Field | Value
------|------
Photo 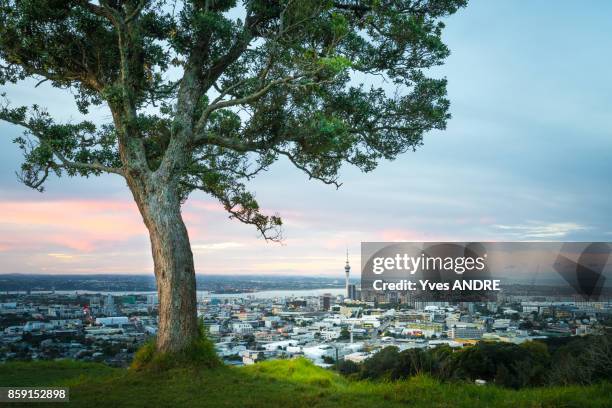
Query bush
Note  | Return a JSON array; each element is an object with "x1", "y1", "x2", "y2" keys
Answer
[
  {"x1": 447, "y1": 341, "x2": 552, "y2": 388},
  {"x1": 131, "y1": 339, "x2": 156, "y2": 370},
  {"x1": 360, "y1": 346, "x2": 400, "y2": 380},
  {"x1": 548, "y1": 334, "x2": 612, "y2": 386},
  {"x1": 131, "y1": 321, "x2": 221, "y2": 371},
  {"x1": 336, "y1": 360, "x2": 360, "y2": 376},
  {"x1": 336, "y1": 335, "x2": 612, "y2": 389}
]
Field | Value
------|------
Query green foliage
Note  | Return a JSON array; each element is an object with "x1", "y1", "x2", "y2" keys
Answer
[
  {"x1": 130, "y1": 339, "x2": 157, "y2": 371},
  {"x1": 318, "y1": 55, "x2": 352, "y2": 74},
  {"x1": 360, "y1": 345, "x2": 401, "y2": 380},
  {"x1": 547, "y1": 334, "x2": 612, "y2": 386},
  {"x1": 181, "y1": 324, "x2": 221, "y2": 367},
  {"x1": 1, "y1": 358, "x2": 612, "y2": 407},
  {"x1": 339, "y1": 327, "x2": 350, "y2": 340},
  {"x1": 131, "y1": 322, "x2": 221, "y2": 371},
  {"x1": 339, "y1": 336, "x2": 612, "y2": 390},
  {"x1": 451, "y1": 341, "x2": 548, "y2": 388},
  {"x1": 0, "y1": 359, "x2": 117, "y2": 387},
  {"x1": 0, "y1": 0, "x2": 467, "y2": 240},
  {"x1": 336, "y1": 359, "x2": 360, "y2": 376}
]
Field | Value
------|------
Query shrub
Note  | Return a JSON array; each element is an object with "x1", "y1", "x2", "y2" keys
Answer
[
  {"x1": 130, "y1": 321, "x2": 221, "y2": 371},
  {"x1": 336, "y1": 360, "x2": 360, "y2": 376},
  {"x1": 130, "y1": 339, "x2": 156, "y2": 371}
]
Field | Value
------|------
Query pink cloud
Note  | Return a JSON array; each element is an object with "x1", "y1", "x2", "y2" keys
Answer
[
  {"x1": 186, "y1": 199, "x2": 225, "y2": 213},
  {"x1": 0, "y1": 199, "x2": 146, "y2": 252}
]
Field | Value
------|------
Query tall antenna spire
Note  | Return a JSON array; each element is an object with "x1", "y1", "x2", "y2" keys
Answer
[{"x1": 345, "y1": 249, "x2": 351, "y2": 298}]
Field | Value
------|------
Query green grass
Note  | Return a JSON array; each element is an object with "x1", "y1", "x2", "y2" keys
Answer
[{"x1": 1, "y1": 358, "x2": 611, "y2": 407}]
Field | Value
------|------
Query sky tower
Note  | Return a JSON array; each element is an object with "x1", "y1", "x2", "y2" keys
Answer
[{"x1": 345, "y1": 249, "x2": 351, "y2": 297}]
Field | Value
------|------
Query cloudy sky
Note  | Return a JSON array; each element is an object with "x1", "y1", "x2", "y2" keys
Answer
[{"x1": 1, "y1": 0, "x2": 611, "y2": 277}]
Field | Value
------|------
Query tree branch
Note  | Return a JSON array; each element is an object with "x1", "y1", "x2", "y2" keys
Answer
[
  {"x1": 16, "y1": 162, "x2": 52, "y2": 192},
  {"x1": 272, "y1": 148, "x2": 342, "y2": 189},
  {"x1": 180, "y1": 179, "x2": 282, "y2": 242},
  {"x1": 0, "y1": 105, "x2": 125, "y2": 177},
  {"x1": 51, "y1": 148, "x2": 125, "y2": 177},
  {"x1": 194, "y1": 74, "x2": 303, "y2": 137}
]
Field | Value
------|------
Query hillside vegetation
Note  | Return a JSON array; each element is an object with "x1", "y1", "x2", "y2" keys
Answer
[{"x1": 1, "y1": 358, "x2": 611, "y2": 407}]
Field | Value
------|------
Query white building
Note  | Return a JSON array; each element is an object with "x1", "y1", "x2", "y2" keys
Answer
[
  {"x1": 344, "y1": 352, "x2": 370, "y2": 363},
  {"x1": 231, "y1": 322, "x2": 253, "y2": 334},
  {"x1": 95, "y1": 316, "x2": 129, "y2": 326},
  {"x1": 320, "y1": 330, "x2": 341, "y2": 341},
  {"x1": 261, "y1": 340, "x2": 299, "y2": 352}
]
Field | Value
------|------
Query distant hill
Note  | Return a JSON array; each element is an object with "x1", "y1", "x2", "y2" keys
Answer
[
  {"x1": 1, "y1": 358, "x2": 611, "y2": 407},
  {"x1": 0, "y1": 274, "x2": 347, "y2": 293}
]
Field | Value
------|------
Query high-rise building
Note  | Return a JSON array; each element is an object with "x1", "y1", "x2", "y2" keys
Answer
[
  {"x1": 347, "y1": 284, "x2": 357, "y2": 300},
  {"x1": 103, "y1": 294, "x2": 116, "y2": 315},
  {"x1": 345, "y1": 249, "x2": 351, "y2": 297},
  {"x1": 90, "y1": 296, "x2": 101, "y2": 308},
  {"x1": 147, "y1": 294, "x2": 158, "y2": 305},
  {"x1": 321, "y1": 293, "x2": 332, "y2": 311}
]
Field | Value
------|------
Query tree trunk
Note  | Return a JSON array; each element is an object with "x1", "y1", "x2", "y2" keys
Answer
[{"x1": 129, "y1": 178, "x2": 199, "y2": 354}]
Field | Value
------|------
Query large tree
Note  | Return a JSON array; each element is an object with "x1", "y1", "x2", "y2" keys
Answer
[{"x1": 0, "y1": 0, "x2": 466, "y2": 354}]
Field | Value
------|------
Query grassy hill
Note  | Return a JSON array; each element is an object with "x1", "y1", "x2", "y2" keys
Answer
[{"x1": 1, "y1": 358, "x2": 611, "y2": 407}]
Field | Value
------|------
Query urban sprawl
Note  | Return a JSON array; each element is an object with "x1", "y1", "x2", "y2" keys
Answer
[{"x1": 1, "y1": 258, "x2": 610, "y2": 368}]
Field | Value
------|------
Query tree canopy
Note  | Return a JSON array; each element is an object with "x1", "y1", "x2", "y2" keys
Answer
[{"x1": 1, "y1": 0, "x2": 466, "y2": 239}]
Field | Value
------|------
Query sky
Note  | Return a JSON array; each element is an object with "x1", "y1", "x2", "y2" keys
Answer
[{"x1": 0, "y1": 0, "x2": 611, "y2": 277}]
